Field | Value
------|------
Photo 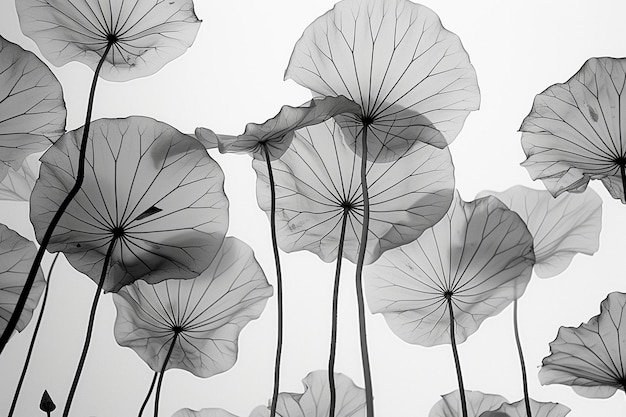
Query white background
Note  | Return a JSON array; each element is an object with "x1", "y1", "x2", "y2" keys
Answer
[{"x1": 1, "y1": 1, "x2": 626, "y2": 416}]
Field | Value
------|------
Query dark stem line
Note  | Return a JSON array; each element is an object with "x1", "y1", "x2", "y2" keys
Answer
[
  {"x1": 328, "y1": 210, "x2": 349, "y2": 417},
  {"x1": 138, "y1": 372, "x2": 158, "y2": 417},
  {"x1": 447, "y1": 297, "x2": 467, "y2": 417},
  {"x1": 8, "y1": 254, "x2": 60, "y2": 417},
  {"x1": 355, "y1": 125, "x2": 374, "y2": 417},
  {"x1": 620, "y1": 164, "x2": 626, "y2": 202},
  {"x1": 153, "y1": 332, "x2": 179, "y2": 417},
  {"x1": 0, "y1": 41, "x2": 113, "y2": 355},
  {"x1": 513, "y1": 300, "x2": 532, "y2": 417},
  {"x1": 62, "y1": 237, "x2": 116, "y2": 417},
  {"x1": 264, "y1": 145, "x2": 284, "y2": 417}
]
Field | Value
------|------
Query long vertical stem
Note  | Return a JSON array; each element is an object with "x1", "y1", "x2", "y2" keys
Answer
[
  {"x1": 153, "y1": 332, "x2": 179, "y2": 417},
  {"x1": 513, "y1": 300, "x2": 532, "y2": 417},
  {"x1": 329, "y1": 210, "x2": 349, "y2": 417},
  {"x1": 63, "y1": 237, "x2": 117, "y2": 417},
  {"x1": 0, "y1": 42, "x2": 114, "y2": 355},
  {"x1": 355, "y1": 126, "x2": 374, "y2": 417},
  {"x1": 9, "y1": 254, "x2": 60, "y2": 417},
  {"x1": 138, "y1": 372, "x2": 158, "y2": 417},
  {"x1": 447, "y1": 296, "x2": 467, "y2": 417},
  {"x1": 620, "y1": 163, "x2": 626, "y2": 201},
  {"x1": 263, "y1": 145, "x2": 284, "y2": 417}
]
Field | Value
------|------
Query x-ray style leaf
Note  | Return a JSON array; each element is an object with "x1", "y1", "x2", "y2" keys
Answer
[
  {"x1": 0, "y1": 224, "x2": 45, "y2": 336},
  {"x1": 487, "y1": 399, "x2": 570, "y2": 417},
  {"x1": 429, "y1": 390, "x2": 507, "y2": 417},
  {"x1": 0, "y1": 35, "x2": 65, "y2": 181},
  {"x1": 30, "y1": 116, "x2": 228, "y2": 292},
  {"x1": 113, "y1": 237, "x2": 272, "y2": 377},
  {"x1": 16, "y1": 0, "x2": 201, "y2": 81},
  {"x1": 365, "y1": 192, "x2": 535, "y2": 346},
  {"x1": 540, "y1": 291, "x2": 626, "y2": 398},
  {"x1": 0, "y1": 154, "x2": 39, "y2": 202},
  {"x1": 478, "y1": 186, "x2": 602, "y2": 278},
  {"x1": 196, "y1": 96, "x2": 361, "y2": 161},
  {"x1": 172, "y1": 409, "x2": 239, "y2": 417},
  {"x1": 253, "y1": 119, "x2": 454, "y2": 264},
  {"x1": 250, "y1": 370, "x2": 365, "y2": 417},
  {"x1": 520, "y1": 57, "x2": 626, "y2": 203},
  {"x1": 285, "y1": 0, "x2": 479, "y2": 161}
]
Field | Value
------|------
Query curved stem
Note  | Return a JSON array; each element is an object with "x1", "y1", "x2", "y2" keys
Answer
[
  {"x1": 0, "y1": 42, "x2": 113, "y2": 355},
  {"x1": 355, "y1": 125, "x2": 374, "y2": 417},
  {"x1": 138, "y1": 372, "x2": 158, "y2": 417},
  {"x1": 263, "y1": 145, "x2": 284, "y2": 417},
  {"x1": 153, "y1": 332, "x2": 179, "y2": 417},
  {"x1": 329, "y1": 210, "x2": 349, "y2": 417},
  {"x1": 447, "y1": 297, "x2": 467, "y2": 417},
  {"x1": 63, "y1": 237, "x2": 117, "y2": 417},
  {"x1": 8, "y1": 254, "x2": 60, "y2": 417},
  {"x1": 513, "y1": 300, "x2": 532, "y2": 417}
]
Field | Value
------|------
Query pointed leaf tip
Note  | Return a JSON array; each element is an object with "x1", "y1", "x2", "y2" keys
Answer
[{"x1": 39, "y1": 390, "x2": 56, "y2": 412}]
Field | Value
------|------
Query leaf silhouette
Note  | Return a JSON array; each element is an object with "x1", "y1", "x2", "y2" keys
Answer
[
  {"x1": 172, "y1": 409, "x2": 239, "y2": 417},
  {"x1": 0, "y1": 224, "x2": 45, "y2": 336},
  {"x1": 0, "y1": 35, "x2": 65, "y2": 181},
  {"x1": 487, "y1": 399, "x2": 570, "y2": 417},
  {"x1": 196, "y1": 95, "x2": 361, "y2": 160},
  {"x1": 429, "y1": 390, "x2": 507, "y2": 417},
  {"x1": 365, "y1": 192, "x2": 535, "y2": 346},
  {"x1": 249, "y1": 370, "x2": 366, "y2": 417},
  {"x1": 16, "y1": 0, "x2": 201, "y2": 81},
  {"x1": 29, "y1": 116, "x2": 229, "y2": 292},
  {"x1": 113, "y1": 237, "x2": 272, "y2": 377},
  {"x1": 285, "y1": 0, "x2": 479, "y2": 161},
  {"x1": 539, "y1": 291, "x2": 626, "y2": 398},
  {"x1": 253, "y1": 119, "x2": 454, "y2": 264},
  {"x1": 478, "y1": 186, "x2": 602, "y2": 278},
  {"x1": 0, "y1": 154, "x2": 39, "y2": 202},
  {"x1": 39, "y1": 390, "x2": 56, "y2": 413},
  {"x1": 520, "y1": 57, "x2": 626, "y2": 203}
]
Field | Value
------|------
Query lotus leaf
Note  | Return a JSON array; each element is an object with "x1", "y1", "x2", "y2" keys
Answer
[
  {"x1": 429, "y1": 390, "x2": 507, "y2": 417},
  {"x1": 487, "y1": 399, "x2": 570, "y2": 417},
  {"x1": 172, "y1": 409, "x2": 239, "y2": 417}
]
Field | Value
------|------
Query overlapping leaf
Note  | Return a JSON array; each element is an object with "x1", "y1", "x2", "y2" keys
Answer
[
  {"x1": 478, "y1": 186, "x2": 602, "y2": 278},
  {"x1": 172, "y1": 409, "x2": 239, "y2": 417},
  {"x1": 539, "y1": 291, "x2": 626, "y2": 398},
  {"x1": 429, "y1": 390, "x2": 507, "y2": 417},
  {"x1": 113, "y1": 237, "x2": 272, "y2": 377},
  {"x1": 195, "y1": 96, "x2": 360, "y2": 160},
  {"x1": 0, "y1": 224, "x2": 45, "y2": 336},
  {"x1": 250, "y1": 370, "x2": 365, "y2": 417},
  {"x1": 285, "y1": 0, "x2": 479, "y2": 161},
  {"x1": 0, "y1": 35, "x2": 65, "y2": 181},
  {"x1": 520, "y1": 57, "x2": 626, "y2": 203},
  {"x1": 30, "y1": 116, "x2": 228, "y2": 292},
  {"x1": 365, "y1": 192, "x2": 534, "y2": 346},
  {"x1": 0, "y1": 154, "x2": 39, "y2": 202},
  {"x1": 253, "y1": 119, "x2": 454, "y2": 264},
  {"x1": 16, "y1": 0, "x2": 201, "y2": 81},
  {"x1": 488, "y1": 399, "x2": 570, "y2": 417}
]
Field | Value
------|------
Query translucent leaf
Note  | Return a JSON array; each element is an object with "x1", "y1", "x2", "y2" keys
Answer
[
  {"x1": 477, "y1": 185, "x2": 602, "y2": 278},
  {"x1": 0, "y1": 35, "x2": 65, "y2": 181},
  {"x1": 0, "y1": 153, "x2": 39, "y2": 202},
  {"x1": 249, "y1": 370, "x2": 365, "y2": 417},
  {"x1": 30, "y1": 116, "x2": 229, "y2": 292},
  {"x1": 520, "y1": 57, "x2": 626, "y2": 203},
  {"x1": 113, "y1": 237, "x2": 272, "y2": 377},
  {"x1": 365, "y1": 192, "x2": 535, "y2": 346},
  {"x1": 196, "y1": 95, "x2": 361, "y2": 161},
  {"x1": 488, "y1": 399, "x2": 570, "y2": 417},
  {"x1": 285, "y1": 0, "x2": 479, "y2": 161},
  {"x1": 0, "y1": 224, "x2": 45, "y2": 335},
  {"x1": 172, "y1": 409, "x2": 239, "y2": 417},
  {"x1": 253, "y1": 119, "x2": 454, "y2": 264},
  {"x1": 539, "y1": 291, "x2": 626, "y2": 398},
  {"x1": 429, "y1": 390, "x2": 507, "y2": 417},
  {"x1": 16, "y1": 0, "x2": 201, "y2": 82}
]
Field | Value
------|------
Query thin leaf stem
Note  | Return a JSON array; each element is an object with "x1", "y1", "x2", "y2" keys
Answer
[
  {"x1": 447, "y1": 296, "x2": 467, "y2": 417},
  {"x1": 329, "y1": 209, "x2": 349, "y2": 417},
  {"x1": 138, "y1": 372, "x2": 158, "y2": 417},
  {"x1": 63, "y1": 236, "x2": 117, "y2": 417},
  {"x1": 153, "y1": 332, "x2": 179, "y2": 417},
  {"x1": 513, "y1": 299, "x2": 532, "y2": 417},
  {"x1": 0, "y1": 41, "x2": 114, "y2": 354},
  {"x1": 356, "y1": 125, "x2": 374, "y2": 417},
  {"x1": 263, "y1": 145, "x2": 284, "y2": 417},
  {"x1": 9, "y1": 254, "x2": 60, "y2": 417},
  {"x1": 620, "y1": 163, "x2": 626, "y2": 202}
]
